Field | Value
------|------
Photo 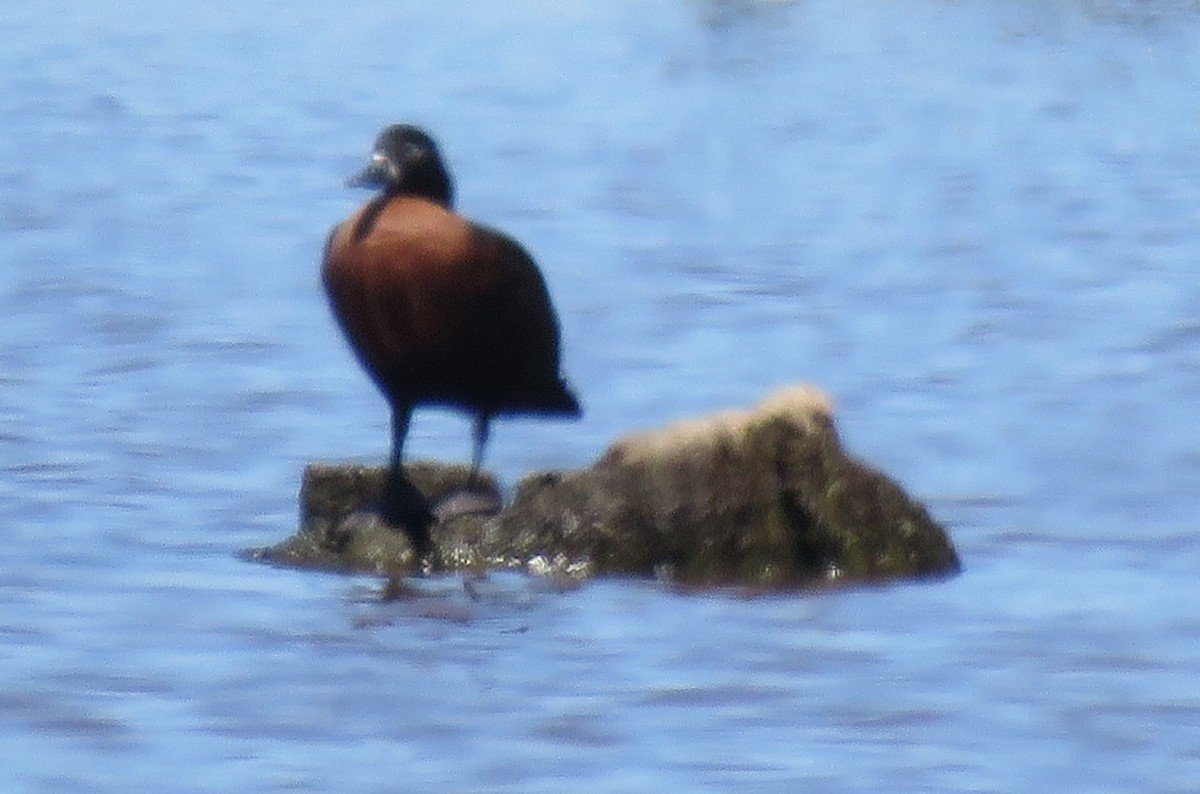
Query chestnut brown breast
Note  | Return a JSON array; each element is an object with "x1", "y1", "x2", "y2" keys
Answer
[{"x1": 322, "y1": 195, "x2": 579, "y2": 417}]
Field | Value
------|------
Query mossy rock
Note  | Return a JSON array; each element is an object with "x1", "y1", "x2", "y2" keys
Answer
[{"x1": 251, "y1": 384, "x2": 960, "y2": 588}]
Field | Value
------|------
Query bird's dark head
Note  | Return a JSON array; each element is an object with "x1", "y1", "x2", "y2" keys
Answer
[{"x1": 346, "y1": 124, "x2": 454, "y2": 207}]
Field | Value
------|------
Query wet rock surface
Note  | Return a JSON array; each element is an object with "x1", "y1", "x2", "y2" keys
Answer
[{"x1": 252, "y1": 385, "x2": 961, "y2": 588}]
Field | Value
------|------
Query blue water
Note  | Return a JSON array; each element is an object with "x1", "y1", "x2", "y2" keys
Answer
[{"x1": 3, "y1": 0, "x2": 1199, "y2": 790}]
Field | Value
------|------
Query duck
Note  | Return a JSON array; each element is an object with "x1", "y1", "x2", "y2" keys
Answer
[{"x1": 321, "y1": 124, "x2": 581, "y2": 557}]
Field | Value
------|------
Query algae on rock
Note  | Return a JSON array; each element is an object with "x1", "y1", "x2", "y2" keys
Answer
[{"x1": 254, "y1": 384, "x2": 960, "y2": 589}]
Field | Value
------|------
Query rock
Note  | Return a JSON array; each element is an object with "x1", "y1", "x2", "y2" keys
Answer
[{"x1": 250, "y1": 384, "x2": 961, "y2": 588}]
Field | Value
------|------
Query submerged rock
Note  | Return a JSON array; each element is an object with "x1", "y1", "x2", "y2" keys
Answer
[{"x1": 253, "y1": 384, "x2": 960, "y2": 588}]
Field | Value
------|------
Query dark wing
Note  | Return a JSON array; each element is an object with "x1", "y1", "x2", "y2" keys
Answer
[{"x1": 465, "y1": 225, "x2": 581, "y2": 416}]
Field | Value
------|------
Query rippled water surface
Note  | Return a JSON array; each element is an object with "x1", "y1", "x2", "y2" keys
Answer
[{"x1": 3, "y1": 1, "x2": 1200, "y2": 791}]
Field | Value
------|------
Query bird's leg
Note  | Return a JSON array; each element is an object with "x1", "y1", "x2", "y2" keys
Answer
[
  {"x1": 467, "y1": 412, "x2": 491, "y2": 489},
  {"x1": 432, "y1": 411, "x2": 500, "y2": 521},
  {"x1": 389, "y1": 402, "x2": 412, "y2": 471},
  {"x1": 379, "y1": 402, "x2": 433, "y2": 559}
]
